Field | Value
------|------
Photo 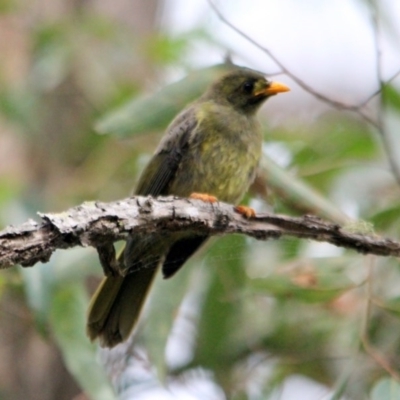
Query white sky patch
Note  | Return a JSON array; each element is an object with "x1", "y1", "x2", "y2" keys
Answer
[
  {"x1": 277, "y1": 374, "x2": 348, "y2": 400},
  {"x1": 162, "y1": 0, "x2": 400, "y2": 106},
  {"x1": 263, "y1": 141, "x2": 293, "y2": 167},
  {"x1": 303, "y1": 240, "x2": 344, "y2": 258}
]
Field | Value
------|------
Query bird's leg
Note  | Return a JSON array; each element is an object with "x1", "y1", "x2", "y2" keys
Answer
[
  {"x1": 96, "y1": 243, "x2": 122, "y2": 277},
  {"x1": 190, "y1": 193, "x2": 255, "y2": 218},
  {"x1": 189, "y1": 192, "x2": 218, "y2": 203},
  {"x1": 234, "y1": 205, "x2": 256, "y2": 218}
]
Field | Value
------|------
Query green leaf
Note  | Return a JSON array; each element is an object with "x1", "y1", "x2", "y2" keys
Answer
[
  {"x1": 370, "y1": 378, "x2": 400, "y2": 400},
  {"x1": 378, "y1": 297, "x2": 400, "y2": 317},
  {"x1": 383, "y1": 84, "x2": 400, "y2": 111},
  {"x1": 0, "y1": 177, "x2": 22, "y2": 205},
  {"x1": 0, "y1": 87, "x2": 38, "y2": 130},
  {"x1": 31, "y1": 23, "x2": 73, "y2": 91},
  {"x1": 329, "y1": 374, "x2": 350, "y2": 400},
  {"x1": 95, "y1": 64, "x2": 231, "y2": 138},
  {"x1": 50, "y1": 283, "x2": 115, "y2": 400},
  {"x1": 0, "y1": 0, "x2": 17, "y2": 14},
  {"x1": 145, "y1": 34, "x2": 190, "y2": 65},
  {"x1": 370, "y1": 204, "x2": 400, "y2": 233}
]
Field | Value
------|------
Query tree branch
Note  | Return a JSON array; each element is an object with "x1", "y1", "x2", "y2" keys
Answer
[{"x1": 0, "y1": 196, "x2": 399, "y2": 271}]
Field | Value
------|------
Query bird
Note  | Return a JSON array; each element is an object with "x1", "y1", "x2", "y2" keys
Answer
[{"x1": 86, "y1": 66, "x2": 290, "y2": 347}]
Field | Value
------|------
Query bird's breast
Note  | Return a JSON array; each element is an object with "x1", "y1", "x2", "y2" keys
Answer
[{"x1": 170, "y1": 105, "x2": 262, "y2": 204}]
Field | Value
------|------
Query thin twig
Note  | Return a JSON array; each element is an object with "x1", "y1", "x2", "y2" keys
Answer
[
  {"x1": 208, "y1": 0, "x2": 400, "y2": 178},
  {"x1": 208, "y1": 1, "x2": 376, "y2": 123},
  {"x1": 360, "y1": 256, "x2": 400, "y2": 380},
  {"x1": 370, "y1": 5, "x2": 400, "y2": 186},
  {"x1": 357, "y1": 68, "x2": 400, "y2": 108}
]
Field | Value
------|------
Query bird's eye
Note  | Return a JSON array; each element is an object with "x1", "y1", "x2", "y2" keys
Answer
[{"x1": 242, "y1": 80, "x2": 254, "y2": 94}]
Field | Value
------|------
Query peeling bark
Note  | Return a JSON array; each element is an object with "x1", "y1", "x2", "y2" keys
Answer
[{"x1": 0, "y1": 196, "x2": 399, "y2": 270}]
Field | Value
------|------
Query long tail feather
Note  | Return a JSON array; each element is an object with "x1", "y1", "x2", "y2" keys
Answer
[{"x1": 86, "y1": 266, "x2": 158, "y2": 347}]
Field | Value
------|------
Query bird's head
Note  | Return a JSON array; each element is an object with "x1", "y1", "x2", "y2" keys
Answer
[{"x1": 203, "y1": 68, "x2": 290, "y2": 114}]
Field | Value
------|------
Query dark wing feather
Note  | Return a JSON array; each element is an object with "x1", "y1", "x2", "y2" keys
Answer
[
  {"x1": 136, "y1": 107, "x2": 198, "y2": 196},
  {"x1": 162, "y1": 236, "x2": 208, "y2": 278},
  {"x1": 142, "y1": 107, "x2": 208, "y2": 278},
  {"x1": 122, "y1": 107, "x2": 200, "y2": 273},
  {"x1": 135, "y1": 152, "x2": 176, "y2": 196}
]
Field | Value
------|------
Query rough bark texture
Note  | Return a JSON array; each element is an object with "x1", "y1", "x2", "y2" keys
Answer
[{"x1": 0, "y1": 196, "x2": 399, "y2": 270}]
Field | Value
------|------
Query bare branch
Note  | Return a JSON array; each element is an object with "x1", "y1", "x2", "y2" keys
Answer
[
  {"x1": 358, "y1": 68, "x2": 400, "y2": 108},
  {"x1": 0, "y1": 196, "x2": 399, "y2": 270},
  {"x1": 361, "y1": 258, "x2": 400, "y2": 380},
  {"x1": 209, "y1": 0, "x2": 400, "y2": 186},
  {"x1": 208, "y1": 0, "x2": 376, "y2": 121},
  {"x1": 207, "y1": 0, "x2": 400, "y2": 163},
  {"x1": 370, "y1": 5, "x2": 400, "y2": 186}
]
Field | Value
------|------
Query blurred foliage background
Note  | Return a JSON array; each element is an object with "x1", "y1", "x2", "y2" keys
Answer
[{"x1": 0, "y1": 0, "x2": 400, "y2": 399}]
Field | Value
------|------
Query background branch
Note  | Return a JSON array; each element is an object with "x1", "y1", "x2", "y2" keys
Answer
[
  {"x1": 1, "y1": 196, "x2": 399, "y2": 270},
  {"x1": 370, "y1": 4, "x2": 400, "y2": 186},
  {"x1": 208, "y1": 1, "x2": 376, "y2": 119},
  {"x1": 209, "y1": 0, "x2": 400, "y2": 185}
]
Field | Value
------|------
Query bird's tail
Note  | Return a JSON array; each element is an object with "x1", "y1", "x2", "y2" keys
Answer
[{"x1": 86, "y1": 266, "x2": 158, "y2": 348}]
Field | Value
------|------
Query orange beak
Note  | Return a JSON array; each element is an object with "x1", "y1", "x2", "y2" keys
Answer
[{"x1": 255, "y1": 81, "x2": 290, "y2": 96}]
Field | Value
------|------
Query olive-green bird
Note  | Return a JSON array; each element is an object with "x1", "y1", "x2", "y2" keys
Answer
[{"x1": 87, "y1": 67, "x2": 290, "y2": 347}]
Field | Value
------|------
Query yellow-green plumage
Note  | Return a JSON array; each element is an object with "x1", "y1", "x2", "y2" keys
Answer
[
  {"x1": 87, "y1": 67, "x2": 289, "y2": 347},
  {"x1": 169, "y1": 102, "x2": 262, "y2": 203}
]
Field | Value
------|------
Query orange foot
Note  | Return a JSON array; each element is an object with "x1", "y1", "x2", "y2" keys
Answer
[
  {"x1": 234, "y1": 205, "x2": 256, "y2": 218},
  {"x1": 190, "y1": 192, "x2": 218, "y2": 203}
]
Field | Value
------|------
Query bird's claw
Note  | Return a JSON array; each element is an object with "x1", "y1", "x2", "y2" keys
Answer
[
  {"x1": 234, "y1": 205, "x2": 256, "y2": 218},
  {"x1": 190, "y1": 192, "x2": 218, "y2": 203}
]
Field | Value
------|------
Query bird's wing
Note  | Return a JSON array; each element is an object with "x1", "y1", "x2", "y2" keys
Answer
[
  {"x1": 125, "y1": 105, "x2": 209, "y2": 277},
  {"x1": 162, "y1": 236, "x2": 208, "y2": 278},
  {"x1": 135, "y1": 107, "x2": 198, "y2": 196}
]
